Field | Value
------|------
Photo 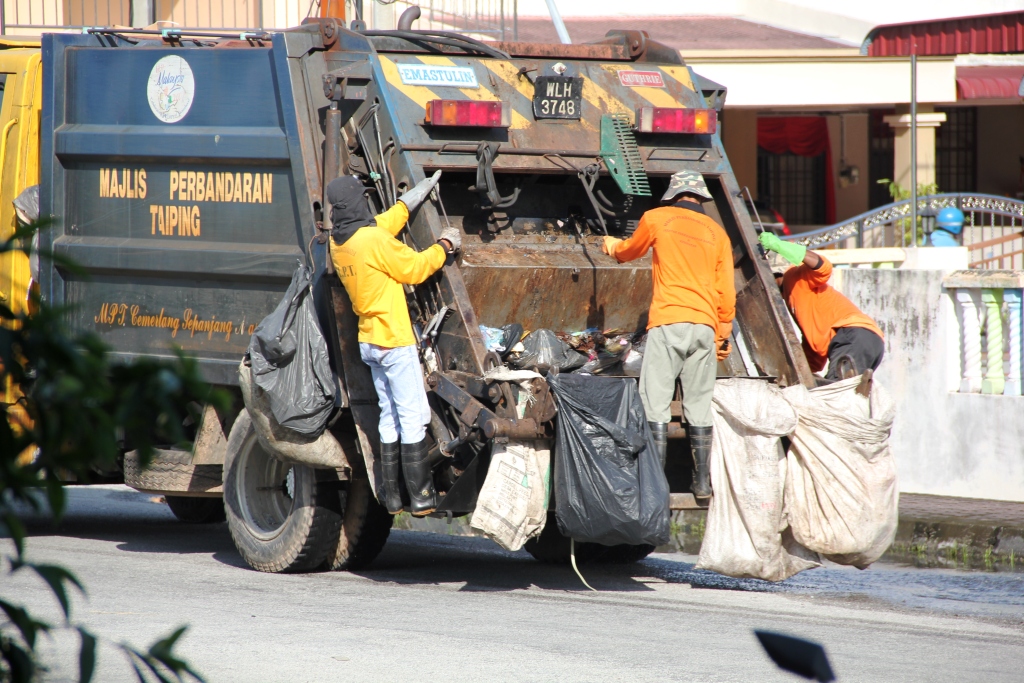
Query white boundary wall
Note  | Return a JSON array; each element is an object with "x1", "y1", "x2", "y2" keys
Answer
[{"x1": 832, "y1": 264, "x2": 1024, "y2": 503}]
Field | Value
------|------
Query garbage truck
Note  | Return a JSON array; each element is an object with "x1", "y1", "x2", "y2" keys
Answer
[{"x1": 34, "y1": 18, "x2": 816, "y2": 572}]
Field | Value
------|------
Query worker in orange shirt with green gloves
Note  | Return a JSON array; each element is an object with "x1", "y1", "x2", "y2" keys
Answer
[
  {"x1": 602, "y1": 170, "x2": 735, "y2": 500},
  {"x1": 759, "y1": 232, "x2": 884, "y2": 380},
  {"x1": 328, "y1": 171, "x2": 459, "y2": 517}
]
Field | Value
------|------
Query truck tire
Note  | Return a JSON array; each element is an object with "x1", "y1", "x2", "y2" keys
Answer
[
  {"x1": 524, "y1": 513, "x2": 655, "y2": 565},
  {"x1": 123, "y1": 448, "x2": 222, "y2": 494},
  {"x1": 223, "y1": 411, "x2": 343, "y2": 573},
  {"x1": 165, "y1": 496, "x2": 226, "y2": 524},
  {"x1": 322, "y1": 476, "x2": 393, "y2": 571},
  {"x1": 599, "y1": 543, "x2": 657, "y2": 564}
]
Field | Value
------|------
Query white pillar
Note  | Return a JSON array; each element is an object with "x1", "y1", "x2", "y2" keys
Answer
[
  {"x1": 883, "y1": 107, "x2": 946, "y2": 190},
  {"x1": 981, "y1": 289, "x2": 1005, "y2": 395},
  {"x1": 131, "y1": 0, "x2": 154, "y2": 27},
  {"x1": 1004, "y1": 289, "x2": 1022, "y2": 396},
  {"x1": 956, "y1": 289, "x2": 983, "y2": 394},
  {"x1": 371, "y1": 0, "x2": 396, "y2": 30}
]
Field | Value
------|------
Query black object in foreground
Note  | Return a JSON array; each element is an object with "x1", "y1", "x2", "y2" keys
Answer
[
  {"x1": 548, "y1": 374, "x2": 670, "y2": 547},
  {"x1": 755, "y1": 631, "x2": 836, "y2": 682}
]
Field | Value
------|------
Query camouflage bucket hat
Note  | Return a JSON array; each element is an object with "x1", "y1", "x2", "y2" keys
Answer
[{"x1": 662, "y1": 170, "x2": 712, "y2": 202}]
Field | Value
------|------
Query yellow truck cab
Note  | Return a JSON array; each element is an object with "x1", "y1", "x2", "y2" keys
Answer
[{"x1": 0, "y1": 36, "x2": 41, "y2": 407}]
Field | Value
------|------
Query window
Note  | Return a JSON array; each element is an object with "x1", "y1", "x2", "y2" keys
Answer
[
  {"x1": 757, "y1": 148, "x2": 826, "y2": 225},
  {"x1": 868, "y1": 109, "x2": 894, "y2": 209},
  {"x1": 936, "y1": 106, "x2": 977, "y2": 193}
]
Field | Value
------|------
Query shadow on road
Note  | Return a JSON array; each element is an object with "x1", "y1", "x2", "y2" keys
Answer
[
  {"x1": 18, "y1": 485, "x2": 237, "y2": 558},
  {"x1": 16, "y1": 486, "x2": 1024, "y2": 625},
  {"x1": 13, "y1": 486, "x2": 783, "y2": 593},
  {"x1": 353, "y1": 529, "x2": 661, "y2": 593}
]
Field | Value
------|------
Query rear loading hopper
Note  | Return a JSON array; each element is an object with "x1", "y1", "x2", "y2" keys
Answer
[{"x1": 40, "y1": 21, "x2": 813, "y2": 572}]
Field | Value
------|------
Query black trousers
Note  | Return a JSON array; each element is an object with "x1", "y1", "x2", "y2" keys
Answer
[{"x1": 825, "y1": 327, "x2": 884, "y2": 381}]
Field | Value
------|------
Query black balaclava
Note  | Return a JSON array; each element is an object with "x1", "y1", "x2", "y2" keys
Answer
[{"x1": 326, "y1": 176, "x2": 376, "y2": 245}]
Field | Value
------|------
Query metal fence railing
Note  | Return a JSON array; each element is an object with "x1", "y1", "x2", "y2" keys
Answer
[{"x1": 785, "y1": 194, "x2": 1024, "y2": 270}]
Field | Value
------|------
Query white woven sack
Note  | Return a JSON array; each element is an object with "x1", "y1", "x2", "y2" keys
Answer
[
  {"x1": 696, "y1": 379, "x2": 821, "y2": 581},
  {"x1": 782, "y1": 377, "x2": 898, "y2": 568},
  {"x1": 471, "y1": 439, "x2": 550, "y2": 551}
]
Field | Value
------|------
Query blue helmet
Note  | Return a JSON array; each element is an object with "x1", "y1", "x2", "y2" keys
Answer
[{"x1": 936, "y1": 207, "x2": 965, "y2": 234}]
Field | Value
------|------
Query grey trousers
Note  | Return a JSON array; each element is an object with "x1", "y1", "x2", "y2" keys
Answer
[{"x1": 639, "y1": 322, "x2": 716, "y2": 427}]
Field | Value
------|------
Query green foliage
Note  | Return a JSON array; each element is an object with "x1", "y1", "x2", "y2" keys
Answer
[
  {"x1": 122, "y1": 626, "x2": 205, "y2": 683},
  {"x1": 875, "y1": 178, "x2": 942, "y2": 245},
  {"x1": 875, "y1": 178, "x2": 940, "y2": 202},
  {"x1": 1, "y1": 221, "x2": 222, "y2": 682}
]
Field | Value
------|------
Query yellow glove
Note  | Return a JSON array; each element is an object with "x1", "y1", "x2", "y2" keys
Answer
[
  {"x1": 602, "y1": 236, "x2": 622, "y2": 256},
  {"x1": 716, "y1": 339, "x2": 731, "y2": 362}
]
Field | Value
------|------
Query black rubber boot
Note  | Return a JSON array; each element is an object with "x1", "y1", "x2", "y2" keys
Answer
[
  {"x1": 689, "y1": 425, "x2": 713, "y2": 500},
  {"x1": 379, "y1": 441, "x2": 404, "y2": 515},
  {"x1": 648, "y1": 422, "x2": 668, "y2": 469},
  {"x1": 401, "y1": 437, "x2": 438, "y2": 517}
]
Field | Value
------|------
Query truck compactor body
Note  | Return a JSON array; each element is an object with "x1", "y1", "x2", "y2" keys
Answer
[{"x1": 38, "y1": 20, "x2": 814, "y2": 572}]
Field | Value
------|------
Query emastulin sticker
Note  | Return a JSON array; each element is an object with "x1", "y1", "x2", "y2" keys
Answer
[
  {"x1": 397, "y1": 63, "x2": 479, "y2": 88},
  {"x1": 147, "y1": 55, "x2": 195, "y2": 123}
]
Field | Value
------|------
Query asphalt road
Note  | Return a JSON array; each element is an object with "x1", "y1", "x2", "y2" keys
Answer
[{"x1": 7, "y1": 485, "x2": 1024, "y2": 683}]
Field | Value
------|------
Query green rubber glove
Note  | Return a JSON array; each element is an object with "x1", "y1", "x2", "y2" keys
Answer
[{"x1": 759, "y1": 231, "x2": 807, "y2": 266}]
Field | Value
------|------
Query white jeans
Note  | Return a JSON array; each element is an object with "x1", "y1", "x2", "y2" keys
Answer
[{"x1": 359, "y1": 342, "x2": 431, "y2": 444}]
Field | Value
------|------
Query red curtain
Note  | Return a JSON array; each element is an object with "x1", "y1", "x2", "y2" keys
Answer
[{"x1": 757, "y1": 116, "x2": 835, "y2": 224}]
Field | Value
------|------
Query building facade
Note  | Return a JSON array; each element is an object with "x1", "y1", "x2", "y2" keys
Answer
[{"x1": 4, "y1": 3, "x2": 1023, "y2": 232}]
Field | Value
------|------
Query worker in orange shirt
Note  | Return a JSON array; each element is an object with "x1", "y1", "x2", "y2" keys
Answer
[
  {"x1": 759, "y1": 232, "x2": 884, "y2": 380},
  {"x1": 602, "y1": 170, "x2": 735, "y2": 500},
  {"x1": 328, "y1": 171, "x2": 459, "y2": 517}
]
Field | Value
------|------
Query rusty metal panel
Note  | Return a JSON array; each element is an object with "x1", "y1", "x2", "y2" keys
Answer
[
  {"x1": 460, "y1": 238, "x2": 652, "y2": 333},
  {"x1": 327, "y1": 278, "x2": 383, "y2": 493},
  {"x1": 704, "y1": 173, "x2": 815, "y2": 388},
  {"x1": 486, "y1": 41, "x2": 632, "y2": 61}
]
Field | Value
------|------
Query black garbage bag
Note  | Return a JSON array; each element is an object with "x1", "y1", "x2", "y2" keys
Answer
[
  {"x1": 549, "y1": 374, "x2": 670, "y2": 546},
  {"x1": 13, "y1": 185, "x2": 39, "y2": 224},
  {"x1": 511, "y1": 329, "x2": 587, "y2": 372},
  {"x1": 499, "y1": 323, "x2": 524, "y2": 358},
  {"x1": 574, "y1": 342, "x2": 631, "y2": 375},
  {"x1": 248, "y1": 263, "x2": 335, "y2": 438}
]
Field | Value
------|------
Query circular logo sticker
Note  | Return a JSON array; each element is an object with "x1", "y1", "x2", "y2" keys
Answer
[{"x1": 147, "y1": 55, "x2": 195, "y2": 124}]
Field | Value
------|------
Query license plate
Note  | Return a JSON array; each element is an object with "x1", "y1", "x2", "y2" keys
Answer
[{"x1": 533, "y1": 76, "x2": 583, "y2": 120}]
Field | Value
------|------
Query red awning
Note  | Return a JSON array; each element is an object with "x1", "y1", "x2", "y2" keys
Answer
[{"x1": 956, "y1": 66, "x2": 1024, "y2": 100}]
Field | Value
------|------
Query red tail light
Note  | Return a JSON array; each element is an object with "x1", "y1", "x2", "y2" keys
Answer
[
  {"x1": 635, "y1": 107, "x2": 718, "y2": 134},
  {"x1": 424, "y1": 100, "x2": 511, "y2": 128}
]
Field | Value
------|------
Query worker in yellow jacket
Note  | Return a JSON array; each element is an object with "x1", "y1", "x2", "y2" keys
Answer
[{"x1": 328, "y1": 171, "x2": 459, "y2": 517}]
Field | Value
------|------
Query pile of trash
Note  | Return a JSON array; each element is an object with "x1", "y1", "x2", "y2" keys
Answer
[
  {"x1": 479, "y1": 325, "x2": 645, "y2": 376},
  {"x1": 471, "y1": 324, "x2": 659, "y2": 554}
]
